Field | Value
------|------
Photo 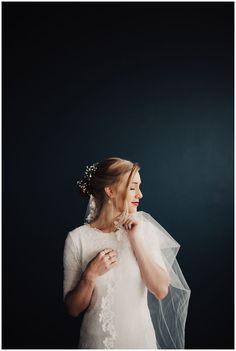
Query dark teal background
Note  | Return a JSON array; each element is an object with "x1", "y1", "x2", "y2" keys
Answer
[{"x1": 3, "y1": 2, "x2": 234, "y2": 349}]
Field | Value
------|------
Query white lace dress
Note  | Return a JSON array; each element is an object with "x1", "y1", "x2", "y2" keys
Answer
[{"x1": 63, "y1": 212, "x2": 167, "y2": 349}]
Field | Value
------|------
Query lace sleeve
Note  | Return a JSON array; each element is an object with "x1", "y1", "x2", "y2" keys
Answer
[{"x1": 63, "y1": 232, "x2": 83, "y2": 300}]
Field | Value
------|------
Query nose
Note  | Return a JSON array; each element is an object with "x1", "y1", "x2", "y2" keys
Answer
[{"x1": 135, "y1": 189, "x2": 143, "y2": 199}]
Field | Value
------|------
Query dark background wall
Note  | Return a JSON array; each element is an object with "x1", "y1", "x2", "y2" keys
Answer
[{"x1": 3, "y1": 2, "x2": 234, "y2": 349}]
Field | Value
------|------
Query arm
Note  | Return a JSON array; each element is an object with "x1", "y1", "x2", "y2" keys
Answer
[
  {"x1": 63, "y1": 232, "x2": 118, "y2": 317},
  {"x1": 129, "y1": 232, "x2": 170, "y2": 300},
  {"x1": 63, "y1": 232, "x2": 94, "y2": 318},
  {"x1": 64, "y1": 268, "x2": 97, "y2": 317}
]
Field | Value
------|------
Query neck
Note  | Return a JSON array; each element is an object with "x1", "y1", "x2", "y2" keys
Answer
[{"x1": 91, "y1": 202, "x2": 122, "y2": 232}]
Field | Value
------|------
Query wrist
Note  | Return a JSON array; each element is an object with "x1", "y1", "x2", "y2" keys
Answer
[
  {"x1": 128, "y1": 228, "x2": 143, "y2": 241},
  {"x1": 83, "y1": 267, "x2": 97, "y2": 283}
]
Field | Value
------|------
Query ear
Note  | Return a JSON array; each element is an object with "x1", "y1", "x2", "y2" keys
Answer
[{"x1": 104, "y1": 186, "x2": 115, "y2": 198}]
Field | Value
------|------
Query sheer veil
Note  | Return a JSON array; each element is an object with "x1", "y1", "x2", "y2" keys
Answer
[
  {"x1": 140, "y1": 211, "x2": 191, "y2": 349},
  {"x1": 84, "y1": 194, "x2": 98, "y2": 224},
  {"x1": 83, "y1": 194, "x2": 191, "y2": 349}
]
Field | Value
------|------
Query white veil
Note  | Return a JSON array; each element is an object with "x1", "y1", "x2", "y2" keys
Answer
[
  {"x1": 83, "y1": 195, "x2": 191, "y2": 349},
  {"x1": 139, "y1": 211, "x2": 191, "y2": 349},
  {"x1": 84, "y1": 194, "x2": 98, "y2": 224}
]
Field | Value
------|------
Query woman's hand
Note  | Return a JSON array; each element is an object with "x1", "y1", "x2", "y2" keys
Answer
[
  {"x1": 85, "y1": 248, "x2": 118, "y2": 280},
  {"x1": 121, "y1": 214, "x2": 140, "y2": 237}
]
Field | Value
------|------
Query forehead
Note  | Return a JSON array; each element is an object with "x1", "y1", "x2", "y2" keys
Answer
[
  {"x1": 131, "y1": 171, "x2": 141, "y2": 183},
  {"x1": 121, "y1": 170, "x2": 141, "y2": 185}
]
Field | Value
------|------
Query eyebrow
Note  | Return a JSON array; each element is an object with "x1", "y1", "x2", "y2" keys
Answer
[{"x1": 132, "y1": 182, "x2": 141, "y2": 184}]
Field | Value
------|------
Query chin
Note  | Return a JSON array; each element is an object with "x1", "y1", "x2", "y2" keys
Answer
[{"x1": 129, "y1": 206, "x2": 138, "y2": 213}]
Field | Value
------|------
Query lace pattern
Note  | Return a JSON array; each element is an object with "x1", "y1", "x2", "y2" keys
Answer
[{"x1": 99, "y1": 271, "x2": 117, "y2": 348}]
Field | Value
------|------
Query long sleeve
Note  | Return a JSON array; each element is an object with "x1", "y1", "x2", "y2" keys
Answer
[{"x1": 63, "y1": 232, "x2": 83, "y2": 300}]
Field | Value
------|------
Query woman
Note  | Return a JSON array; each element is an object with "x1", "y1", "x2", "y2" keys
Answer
[{"x1": 63, "y1": 157, "x2": 191, "y2": 349}]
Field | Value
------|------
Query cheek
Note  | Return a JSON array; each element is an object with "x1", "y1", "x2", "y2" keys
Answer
[{"x1": 128, "y1": 193, "x2": 134, "y2": 202}]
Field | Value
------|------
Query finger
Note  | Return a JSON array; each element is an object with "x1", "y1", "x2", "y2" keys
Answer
[
  {"x1": 120, "y1": 212, "x2": 129, "y2": 225},
  {"x1": 108, "y1": 251, "x2": 118, "y2": 258},
  {"x1": 99, "y1": 248, "x2": 113, "y2": 259},
  {"x1": 123, "y1": 221, "x2": 130, "y2": 229},
  {"x1": 124, "y1": 217, "x2": 134, "y2": 225},
  {"x1": 109, "y1": 257, "x2": 118, "y2": 264},
  {"x1": 109, "y1": 260, "x2": 118, "y2": 268},
  {"x1": 109, "y1": 255, "x2": 118, "y2": 263},
  {"x1": 104, "y1": 255, "x2": 112, "y2": 262},
  {"x1": 101, "y1": 248, "x2": 114, "y2": 255},
  {"x1": 124, "y1": 221, "x2": 134, "y2": 230},
  {"x1": 124, "y1": 218, "x2": 132, "y2": 225},
  {"x1": 125, "y1": 223, "x2": 131, "y2": 230},
  {"x1": 104, "y1": 253, "x2": 116, "y2": 263}
]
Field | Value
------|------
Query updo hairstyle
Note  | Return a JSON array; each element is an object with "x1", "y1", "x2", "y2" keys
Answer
[{"x1": 78, "y1": 156, "x2": 140, "y2": 222}]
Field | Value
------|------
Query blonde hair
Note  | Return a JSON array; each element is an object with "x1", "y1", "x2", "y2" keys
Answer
[{"x1": 79, "y1": 156, "x2": 140, "y2": 221}]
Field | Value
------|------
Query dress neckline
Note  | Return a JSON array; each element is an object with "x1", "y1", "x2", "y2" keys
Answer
[{"x1": 86, "y1": 223, "x2": 120, "y2": 235}]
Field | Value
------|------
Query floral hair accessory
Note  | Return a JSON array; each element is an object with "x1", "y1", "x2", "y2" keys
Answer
[{"x1": 77, "y1": 162, "x2": 99, "y2": 195}]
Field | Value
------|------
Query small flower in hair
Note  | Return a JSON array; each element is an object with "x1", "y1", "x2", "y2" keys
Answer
[{"x1": 77, "y1": 162, "x2": 99, "y2": 195}]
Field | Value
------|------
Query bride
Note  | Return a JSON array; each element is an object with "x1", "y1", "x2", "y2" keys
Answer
[{"x1": 63, "y1": 157, "x2": 191, "y2": 349}]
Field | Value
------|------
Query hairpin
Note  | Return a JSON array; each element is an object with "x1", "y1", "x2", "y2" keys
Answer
[{"x1": 77, "y1": 162, "x2": 99, "y2": 194}]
